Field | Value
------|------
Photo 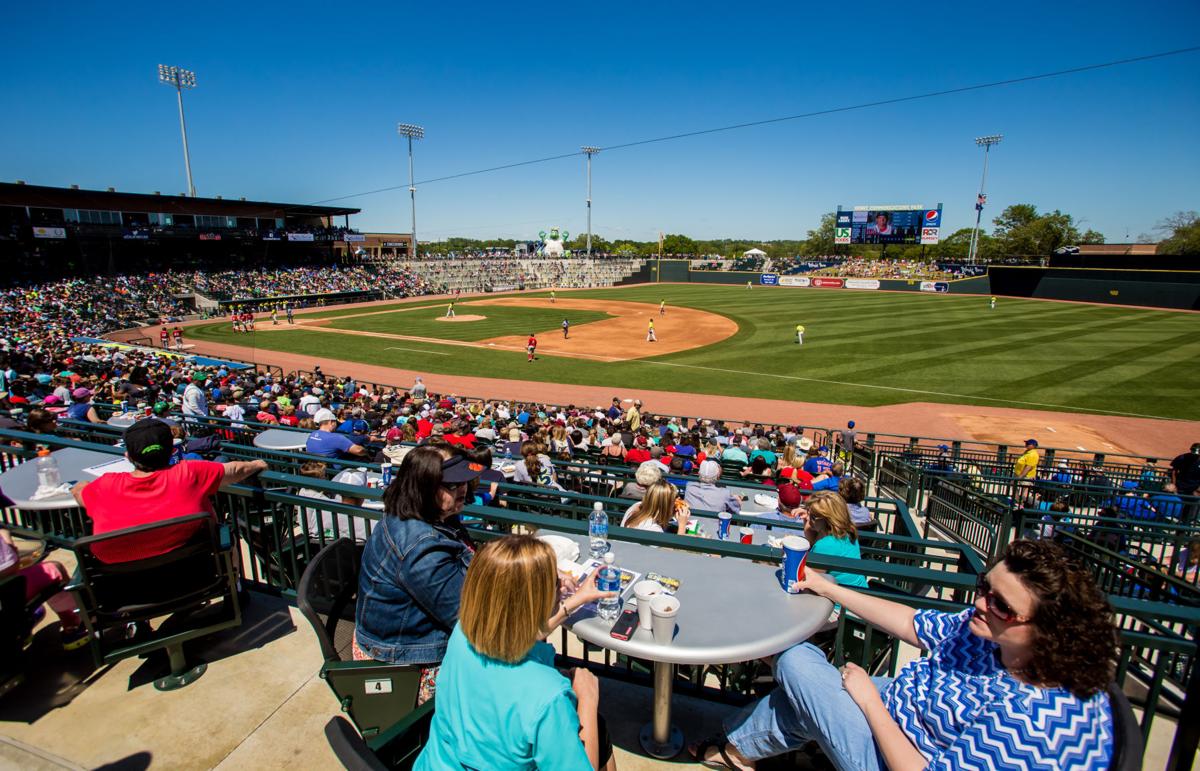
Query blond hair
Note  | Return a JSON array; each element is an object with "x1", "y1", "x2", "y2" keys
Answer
[
  {"x1": 804, "y1": 491, "x2": 858, "y2": 544},
  {"x1": 459, "y1": 536, "x2": 558, "y2": 663},
  {"x1": 626, "y1": 480, "x2": 676, "y2": 530}
]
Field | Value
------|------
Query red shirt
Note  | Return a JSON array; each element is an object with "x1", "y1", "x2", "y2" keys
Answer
[
  {"x1": 625, "y1": 448, "x2": 651, "y2": 465},
  {"x1": 416, "y1": 419, "x2": 433, "y2": 438},
  {"x1": 279, "y1": 414, "x2": 299, "y2": 427},
  {"x1": 527, "y1": 336, "x2": 537, "y2": 349},
  {"x1": 779, "y1": 467, "x2": 815, "y2": 490},
  {"x1": 80, "y1": 460, "x2": 226, "y2": 563}
]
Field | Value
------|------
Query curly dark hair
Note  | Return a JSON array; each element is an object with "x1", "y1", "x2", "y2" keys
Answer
[{"x1": 999, "y1": 539, "x2": 1117, "y2": 699}]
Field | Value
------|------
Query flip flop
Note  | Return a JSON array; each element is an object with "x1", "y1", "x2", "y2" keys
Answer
[{"x1": 690, "y1": 734, "x2": 742, "y2": 770}]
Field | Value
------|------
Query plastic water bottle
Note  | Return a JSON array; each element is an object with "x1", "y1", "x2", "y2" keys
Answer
[
  {"x1": 596, "y1": 552, "x2": 622, "y2": 621},
  {"x1": 588, "y1": 502, "x2": 609, "y2": 558},
  {"x1": 36, "y1": 448, "x2": 62, "y2": 490}
]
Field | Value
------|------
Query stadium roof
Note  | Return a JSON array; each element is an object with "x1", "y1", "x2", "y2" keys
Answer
[{"x1": 0, "y1": 182, "x2": 360, "y2": 218}]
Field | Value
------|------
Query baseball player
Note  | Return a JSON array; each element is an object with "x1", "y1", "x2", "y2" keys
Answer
[
  {"x1": 562, "y1": 318, "x2": 569, "y2": 339},
  {"x1": 445, "y1": 302, "x2": 455, "y2": 318},
  {"x1": 795, "y1": 324, "x2": 805, "y2": 345},
  {"x1": 989, "y1": 295, "x2": 997, "y2": 310},
  {"x1": 647, "y1": 319, "x2": 657, "y2": 342},
  {"x1": 550, "y1": 290, "x2": 556, "y2": 304},
  {"x1": 527, "y1": 332, "x2": 538, "y2": 362},
  {"x1": 659, "y1": 300, "x2": 666, "y2": 316}
]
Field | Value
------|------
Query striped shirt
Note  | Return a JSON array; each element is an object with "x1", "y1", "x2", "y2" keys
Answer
[{"x1": 884, "y1": 609, "x2": 1113, "y2": 770}]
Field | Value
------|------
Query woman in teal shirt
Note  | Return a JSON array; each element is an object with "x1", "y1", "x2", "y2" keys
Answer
[
  {"x1": 803, "y1": 491, "x2": 869, "y2": 588},
  {"x1": 415, "y1": 535, "x2": 617, "y2": 771}
]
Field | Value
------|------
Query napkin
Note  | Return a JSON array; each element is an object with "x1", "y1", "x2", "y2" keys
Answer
[{"x1": 31, "y1": 484, "x2": 73, "y2": 501}]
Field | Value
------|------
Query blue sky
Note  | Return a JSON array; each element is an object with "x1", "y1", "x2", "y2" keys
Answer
[{"x1": 2, "y1": 2, "x2": 1197, "y2": 243}]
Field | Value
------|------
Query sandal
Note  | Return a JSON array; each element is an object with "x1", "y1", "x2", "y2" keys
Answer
[{"x1": 690, "y1": 734, "x2": 744, "y2": 770}]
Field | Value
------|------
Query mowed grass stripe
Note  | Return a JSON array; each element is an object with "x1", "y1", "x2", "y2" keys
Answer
[{"x1": 186, "y1": 285, "x2": 1199, "y2": 420}]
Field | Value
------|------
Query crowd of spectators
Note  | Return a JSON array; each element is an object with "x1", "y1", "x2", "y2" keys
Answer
[{"x1": 186, "y1": 263, "x2": 433, "y2": 301}]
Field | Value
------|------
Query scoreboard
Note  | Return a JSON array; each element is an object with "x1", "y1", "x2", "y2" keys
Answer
[{"x1": 835, "y1": 204, "x2": 943, "y2": 245}]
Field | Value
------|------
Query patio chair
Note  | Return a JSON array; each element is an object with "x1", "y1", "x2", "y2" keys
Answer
[
  {"x1": 67, "y1": 513, "x2": 242, "y2": 691},
  {"x1": 298, "y1": 538, "x2": 423, "y2": 739},
  {"x1": 1107, "y1": 681, "x2": 1144, "y2": 771},
  {"x1": 324, "y1": 701, "x2": 434, "y2": 771}
]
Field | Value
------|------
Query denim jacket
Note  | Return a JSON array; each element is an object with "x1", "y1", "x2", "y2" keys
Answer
[{"x1": 355, "y1": 515, "x2": 474, "y2": 665}]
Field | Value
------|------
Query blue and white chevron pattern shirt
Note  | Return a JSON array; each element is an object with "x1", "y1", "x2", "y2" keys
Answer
[{"x1": 883, "y1": 609, "x2": 1113, "y2": 770}]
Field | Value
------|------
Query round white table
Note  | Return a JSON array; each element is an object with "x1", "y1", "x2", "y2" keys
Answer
[
  {"x1": 252, "y1": 428, "x2": 310, "y2": 451},
  {"x1": 106, "y1": 412, "x2": 140, "y2": 429},
  {"x1": 0, "y1": 447, "x2": 126, "y2": 510},
  {"x1": 555, "y1": 531, "x2": 832, "y2": 758}
]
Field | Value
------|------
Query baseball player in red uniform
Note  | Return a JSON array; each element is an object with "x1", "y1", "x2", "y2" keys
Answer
[{"x1": 527, "y1": 333, "x2": 537, "y2": 362}]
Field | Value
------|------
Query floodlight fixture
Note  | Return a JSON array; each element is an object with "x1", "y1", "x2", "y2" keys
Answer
[
  {"x1": 967, "y1": 134, "x2": 1003, "y2": 264},
  {"x1": 581, "y1": 147, "x2": 602, "y2": 257},
  {"x1": 158, "y1": 64, "x2": 198, "y2": 196},
  {"x1": 397, "y1": 123, "x2": 425, "y2": 258}
]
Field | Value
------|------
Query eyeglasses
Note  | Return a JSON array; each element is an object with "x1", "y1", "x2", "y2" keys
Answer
[
  {"x1": 440, "y1": 480, "x2": 468, "y2": 492},
  {"x1": 976, "y1": 575, "x2": 1031, "y2": 624}
]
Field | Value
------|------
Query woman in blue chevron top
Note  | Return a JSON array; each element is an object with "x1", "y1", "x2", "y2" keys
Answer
[{"x1": 693, "y1": 539, "x2": 1117, "y2": 770}]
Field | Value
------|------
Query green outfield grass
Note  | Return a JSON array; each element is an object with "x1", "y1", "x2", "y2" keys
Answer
[{"x1": 188, "y1": 285, "x2": 1200, "y2": 420}]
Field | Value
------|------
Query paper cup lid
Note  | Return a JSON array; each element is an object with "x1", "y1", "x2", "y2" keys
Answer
[{"x1": 782, "y1": 535, "x2": 810, "y2": 551}]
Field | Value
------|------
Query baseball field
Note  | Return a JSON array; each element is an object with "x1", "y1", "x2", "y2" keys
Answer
[{"x1": 185, "y1": 284, "x2": 1199, "y2": 421}]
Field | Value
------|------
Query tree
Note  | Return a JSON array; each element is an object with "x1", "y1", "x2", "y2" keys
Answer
[
  {"x1": 660, "y1": 233, "x2": 697, "y2": 256},
  {"x1": 1079, "y1": 229, "x2": 1105, "y2": 245},
  {"x1": 1156, "y1": 211, "x2": 1200, "y2": 255},
  {"x1": 991, "y1": 204, "x2": 1087, "y2": 256},
  {"x1": 803, "y1": 212, "x2": 839, "y2": 255}
]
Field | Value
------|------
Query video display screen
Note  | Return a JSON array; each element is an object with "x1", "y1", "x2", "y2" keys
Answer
[{"x1": 835, "y1": 207, "x2": 942, "y2": 245}]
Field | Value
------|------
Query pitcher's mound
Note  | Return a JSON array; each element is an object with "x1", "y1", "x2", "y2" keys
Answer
[{"x1": 436, "y1": 314, "x2": 486, "y2": 322}]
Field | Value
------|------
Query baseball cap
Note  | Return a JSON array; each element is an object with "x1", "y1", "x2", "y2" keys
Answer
[
  {"x1": 71, "y1": 387, "x2": 92, "y2": 400},
  {"x1": 1121, "y1": 480, "x2": 1138, "y2": 490},
  {"x1": 313, "y1": 408, "x2": 338, "y2": 424},
  {"x1": 797, "y1": 437, "x2": 813, "y2": 451},
  {"x1": 332, "y1": 468, "x2": 368, "y2": 488},
  {"x1": 441, "y1": 454, "x2": 485, "y2": 484},
  {"x1": 847, "y1": 420, "x2": 855, "y2": 429},
  {"x1": 778, "y1": 483, "x2": 804, "y2": 509},
  {"x1": 937, "y1": 444, "x2": 950, "y2": 452},
  {"x1": 1024, "y1": 438, "x2": 1038, "y2": 447},
  {"x1": 191, "y1": 371, "x2": 207, "y2": 382},
  {"x1": 698, "y1": 460, "x2": 721, "y2": 481},
  {"x1": 123, "y1": 419, "x2": 174, "y2": 470}
]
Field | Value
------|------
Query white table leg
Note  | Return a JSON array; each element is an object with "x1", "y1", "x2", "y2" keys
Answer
[{"x1": 639, "y1": 660, "x2": 683, "y2": 758}]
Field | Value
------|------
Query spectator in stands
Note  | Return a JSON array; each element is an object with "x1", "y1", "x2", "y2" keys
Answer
[
  {"x1": 355, "y1": 446, "x2": 484, "y2": 700},
  {"x1": 1170, "y1": 443, "x2": 1200, "y2": 496},
  {"x1": 512, "y1": 440, "x2": 562, "y2": 491},
  {"x1": 802, "y1": 492, "x2": 869, "y2": 589},
  {"x1": 71, "y1": 419, "x2": 267, "y2": 563},
  {"x1": 749, "y1": 438, "x2": 777, "y2": 469},
  {"x1": 65, "y1": 387, "x2": 102, "y2": 423},
  {"x1": 770, "y1": 482, "x2": 807, "y2": 522},
  {"x1": 625, "y1": 435, "x2": 652, "y2": 466},
  {"x1": 413, "y1": 535, "x2": 616, "y2": 771},
  {"x1": 695, "y1": 539, "x2": 1117, "y2": 771},
  {"x1": 1150, "y1": 483, "x2": 1184, "y2": 520},
  {"x1": 0, "y1": 526, "x2": 87, "y2": 650},
  {"x1": 684, "y1": 460, "x2": 742, "y2": 515},
  {"x1": 305, "y1": 408, "x2": 367, "y2": 460},
  {"x1": 620, "y1": 460, "x2": 663, "y2": 501},
  {"x1": 622, "y1": 480, "x2": 691, "y2": 534},
  {"x1": 721, "y1": 440, "x2": 749, "y2": 465},
  {"x1": 464, "y1": 446, "x2": 504, "y2": 507},
  {"x1": 811, "y1": 462, "x2": 844, "y2": 492},
  {"x1": 839, "y1": 476, "x2": 874, "y2": 529},
  {"x1": 182, "y1": 372, "x2": 209, "y2": 418},
  {"x1": 739, "y1": 456, "x2": 776, "y2": 486},
  {"x1": 801, "y1": 444, "x2": 832, "y2": 477},
  {"x1": 1175, "y1": 540, "x2": 1200, "y2": 583}
]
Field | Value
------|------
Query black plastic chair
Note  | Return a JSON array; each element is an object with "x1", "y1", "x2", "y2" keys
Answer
[
  {"x1": 1107, "y1": 682, "x2": 1144, "y2": 771},
  {"x1": 325, "y1": 701, "x2": 434, "y2": 771},
  {"x1": 297, "y1": 538, "x2": 423, "y2": 740},
  {"x1": 67, "y1": 513, "x2": 242, "y2": 690}
]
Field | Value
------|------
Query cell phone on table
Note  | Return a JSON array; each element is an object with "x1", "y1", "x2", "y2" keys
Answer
[{"x1": 608, "y1": 609, "x2": 639, "y2": 641}]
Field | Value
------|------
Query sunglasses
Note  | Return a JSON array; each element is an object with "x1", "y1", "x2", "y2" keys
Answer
[
  {"x1": 976, "y1": 575, "x2": 1031, "y2": 625},
  {"x1": 440, "y1": 480, "x2": 469, "y2": 492}
]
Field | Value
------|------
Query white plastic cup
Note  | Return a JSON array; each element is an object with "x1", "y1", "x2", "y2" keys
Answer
[
  {"x1": 633, "y1": 581, "x2": 663, "y2": 630},
  {"x1": 649, "y1": 595, "x2": 680, "y2": 645}
]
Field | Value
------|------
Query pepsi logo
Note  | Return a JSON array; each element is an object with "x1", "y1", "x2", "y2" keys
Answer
[{"x1": 925, "y1": 210, "x2": 939, "y2": 221}]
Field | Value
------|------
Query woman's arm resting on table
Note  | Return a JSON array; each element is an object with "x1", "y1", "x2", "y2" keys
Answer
[{"x1": 796, "y1": 569, "x2": 919, "y2": 648}]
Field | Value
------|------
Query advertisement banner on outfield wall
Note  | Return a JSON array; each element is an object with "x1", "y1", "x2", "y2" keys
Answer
[
  {"x1": 287, "y1": 232, "x2": 315, "y2": 242},
  {"x1": 844, "y1": 279, "x2": 880, "y2": 290},
  {"x1": 811, "y1": 277, "x2": 845, "y2": 288},
  {"x1": 920, "y1": 281, "x2": 949, "y2": 293},
  {"x1": 32, "y1": 226, "x2": 66, "y2": 239},
  {"x1": 760, "y1": 273, "x2": 779, "y2": 285},
  {"x1": 779, "y1": 276, "x2": 811, "y2": 287},
  {"x1": 342, "y1": 234, "x2": 366, "y2": 242}
]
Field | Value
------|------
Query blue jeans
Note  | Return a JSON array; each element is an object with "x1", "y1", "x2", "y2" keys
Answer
[{"x1": 725, "y1": 644, "x2": 892, "y2": 771}]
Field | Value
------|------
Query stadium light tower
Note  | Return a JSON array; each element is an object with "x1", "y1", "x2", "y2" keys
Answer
[
  {"x1": 581, "y1": 146, "x2": 601, "y2": 257},
  {"x1": 967, "y1": 134, "x2": 1002, "y2": 264},
  {"x1": 397, "y1": 123, "x2": 425, "y2": 259},
  {"x1": 157, "y1": 65, "x2": 198, "y2": 197}
]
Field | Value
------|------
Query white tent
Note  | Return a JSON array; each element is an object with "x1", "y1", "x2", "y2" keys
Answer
[{"x1": 743, "y1": 248, "x2": 767, "y2": 257}]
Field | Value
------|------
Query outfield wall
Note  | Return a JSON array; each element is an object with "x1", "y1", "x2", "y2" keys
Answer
[
  {"x1": 624, "y1": 260, "x2": 991, "y2": 295},
  {"x1": 989, "y1": 267, "x2": 1200, "y2": 310}
]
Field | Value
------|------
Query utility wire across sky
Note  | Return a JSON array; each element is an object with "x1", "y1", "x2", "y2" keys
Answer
[{"x1": 307, "y1": 45, "x2": 1200, "y2": 207}]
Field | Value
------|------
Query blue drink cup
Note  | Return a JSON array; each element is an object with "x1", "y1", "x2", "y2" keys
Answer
[
  {"x1": 717, "y1": 512, "x2": 732, "y2": 540},
  {"x1": 381, "y1": 462, "x2": 393, "y2": 486},
  {"x1": 780, "y1": 536, "x2": 811, "y2": 594}
]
